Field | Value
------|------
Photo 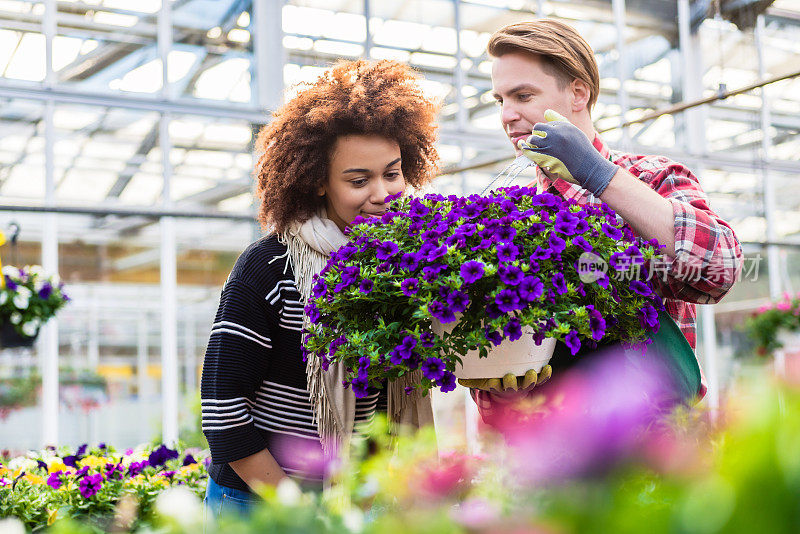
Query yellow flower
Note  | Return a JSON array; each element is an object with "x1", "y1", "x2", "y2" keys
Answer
[
  {"x1": 179, "y1": 464, "x2": 200, "y2": 475},
  {"x1": 23, "y1": 473, "x2": 44, "y2": 485},
  {"x1": 47, "y1": 460, "x2": 67, "y2": 474},
  {"x1": 79, "y1": 456, "x2": 107, "y2": 469},
  {"x1": 47, "y1": 509, "x2": 58, "y2": 526},
  {"x1": 0, "y1": 467, "x2": 8, "y2": 477}
]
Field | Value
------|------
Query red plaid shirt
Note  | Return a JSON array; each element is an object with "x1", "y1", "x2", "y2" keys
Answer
[{"x1": 471, "y1": 134, "x2": 743, "y2": 415}]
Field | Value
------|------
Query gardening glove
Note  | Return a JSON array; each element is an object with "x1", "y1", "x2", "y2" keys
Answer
[
  {"x1": 458, "y1": 365, "x2": 552, "y2": 395},
  {"x1": 517, "y1": 109, "x2": 618, "y2": 197}
]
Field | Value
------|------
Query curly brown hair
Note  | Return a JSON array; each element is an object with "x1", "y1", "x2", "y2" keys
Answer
[{"x1": 254, "y1": 59, "x2": 440, "y2": 234}]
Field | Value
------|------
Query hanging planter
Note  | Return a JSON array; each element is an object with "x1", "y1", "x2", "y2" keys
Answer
[
  {"x1": 0, "y1": 321, "x2": 38, "y2": 348},
  {"x1": 0, "y1": 264, "x2": 69, "y2": 351}
]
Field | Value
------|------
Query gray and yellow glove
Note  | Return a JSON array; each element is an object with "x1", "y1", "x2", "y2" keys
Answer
[
  {"x1": 517, "y1": 109, "x2": 618, "y2": 197},
  {"x1": 458, "y1": 365, "x2": 552, "y2": 393}
]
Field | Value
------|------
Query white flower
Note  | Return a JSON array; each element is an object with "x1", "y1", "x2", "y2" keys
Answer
[
  {"x1": 12, "y1": 294, "x2": 28, "y2": 310},
  {"x1": 15, "y1": 286, "x2": 30, "y2": 299},
  {"x1": 0, "y1": 292, "x2": 6, "y2": 305},
  {"x1": 1, "y1": 266, "x2": 19, "y2": 278},
  {"x1": 21, "y1": 322, "x2": 37, "y2": 337},
  {"x1": 28, "y1": 265, "x2": 44, "y2": 276},
  {"x1": 7, "y1": 457, "x2": 37, "y2": 472},
  {"x1": 155, "y1": 487, "x2": 203, "y2": 528},
  {"x1": 9, "y1": 313, "x2": 21, "y2": 325},
  {"x1": 0, "y1": 517, "x2": 26, "y2": 534},
  {"x1": 341, "y1": 508, "x2": 365, "y2": 532},
  {"x1": 276, "y1": 477, "x2": 303, "y2": 506}
]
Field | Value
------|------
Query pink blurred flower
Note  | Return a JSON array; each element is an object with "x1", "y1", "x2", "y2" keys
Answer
[
  {"x1": 451, "y1": 497, "x2": 500, "y2": 529},
  {"x1": 414, "y1": 451, "x2": 476, "y2": 500},
  {"x1": 494, "y1": 346, "x2": 680, "y2": 485}
]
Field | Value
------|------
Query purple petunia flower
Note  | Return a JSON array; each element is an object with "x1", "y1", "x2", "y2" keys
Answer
[
  {"x1": 358, "y1": 356, "x2": 371, "y2": 378},
  {"x1": 437, "y1": 371, "x2": 457, "y2": 393},
  {"x1": 460, "y1": 261, "x2": 485, "y2": 284},
  {"x1": 47, "y1": 471, "x2": 62, "y2": 490},
  {"x1": 397, "y1": 336, "x2": 417, "y2": 358},
  {"x1": 527, "y1": 223, "x2": 546, "y2": 236},
  {"x1": 183, "y1": 454, "x2": 197, "y2": 466},
  {"x1": 587, "y1": 306, "x2": 607, "y2": 341},
  {"x1": 77, "y1": 444, "x2": 88, "y2": 456},
  {"x1": 420, "y1": 331, "x2": 436, "y2": 348},
  {"x1": 359, "y1": 279, "x2": 374, "y2": 294},
  {"x1": 311, "y1": 279, "x2": 327, "y2": 299},
  {"x1": 498, "y1": 265, "x2": 524, "y2": 286},
  {"x1": 445, "y1": 234, "x2": 466, "y2": 248},
  {"x1": 429, "y1": 300, "x2": 456, "y2": 323},
  {"x1": 596, "y1": 273, "x2": 610, "y2": 289},
  {"x1": 425, "y1": 245, "x2": 448, "y2": 262},
  {"x1": 401, "y1": 278, "x2": 420, "y2": 296},
  {"x1": 455, "y1": 223, "x2": 477, "y2": 237},
  {"x1": 503, "y1": 318, "x2": 523, "y2": 342},
  {"x1": 350, "y1": 376, "x2": 370, "y2": 398},
  {"x1": 484, "y1": 327, "x2": 503, "y2": 346},
  {"x1": 549, "y1": 234, "x2": 566, "y2": 254},
  {"x1": 495, "y1": 226, "x2": 517, "y2": 243},
  {"x1": 105, "y1": 463, "x2": 124, "y2": 480},
  {"x1": 551, "y1": 272, "x2": 568, "y2": 295},
  {"x1": 148, "y1": 444, "x2": 179, "y2": 468},
  {"x1": 421, "y1": 357, "x2": 446, "y2": 381},
  {"x1": 422, "y1": 265, "x2": 445, "y2": 283},
  {"x1": 376, "y1": 241, "x2": 400, "y2": 260},
  {"x1": 572, "y1": 236, "x2": 593, "y2": 252},
  {"x1": 554, "y1": 212, "x2": 579, "y2": 235},
  {"x1": 630, "y1": 280, "x2": 652, "y2": 297},
  {"x1": 518, "y1": 276, "x2": 544, "y2": 302},
  {"x1": 398, "y1": 253, "x2": 420, "y2": 271},
  {"x1": 564, "y1": 331, "x2": 581, "y2": 355},
  {"x1": 389, "y1": 349, "x2": 405, "y2": 366},
  {"x1": 531, "y1": 247, "x2": 551, "y2": 261},
  {"x1": 495, "y1": 289, "x2": 521, "y2": 313},
  {"x1": 38, "y1": 282, "x2": 53, "y2": 300},
  {"x1": 79, "y1": 474, "x2": 102, "y2": 499},
  {"x1": 409, "y1": 200, "x2": 430, "y2": 217},
  {"x1": 497, "y1": 243, "x2": 520, "y2": 263},
  {"x1": 447, "y1": 291, "x2": 470, "y2": 314},
  {"x1": 305, "y1": 304, "x2": 321, "y2": 324},
  {"x1": 639, "y1": 305, "x2": 659, "y2": 330},
  {"x1": 601, "y1": 223, "x2": 623, "y2": 241}
]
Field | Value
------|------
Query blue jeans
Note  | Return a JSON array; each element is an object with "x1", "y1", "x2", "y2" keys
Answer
[{"x1": 203, "y1": 478, "x2": 258, "y2": 520}]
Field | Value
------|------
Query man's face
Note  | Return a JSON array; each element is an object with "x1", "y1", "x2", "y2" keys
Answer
[{"x1": 491, "y1": 52, "x2": 574, "y2": 155}]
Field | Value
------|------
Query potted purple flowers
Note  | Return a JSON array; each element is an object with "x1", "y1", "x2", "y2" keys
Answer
[
  {"x1": 303, "y1": 186, "x2": 664, "y2": 397},
  {"x1": 0, "y1": 265, "x2": 69, "y2": 348}
]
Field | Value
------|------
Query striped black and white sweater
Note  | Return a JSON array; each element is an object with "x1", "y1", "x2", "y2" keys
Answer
[{"x1": 201, "y1": 235, "x2": 384, "y2": 492}]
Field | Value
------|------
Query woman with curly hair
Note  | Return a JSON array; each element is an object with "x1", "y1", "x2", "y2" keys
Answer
[{"x1": 201, "y1": 59, "x2": 439, "y2": 514}]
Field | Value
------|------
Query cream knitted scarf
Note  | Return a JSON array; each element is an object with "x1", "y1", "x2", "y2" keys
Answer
[{"x1": 277, "y1": 210, "x2": 433, "y2": 455}]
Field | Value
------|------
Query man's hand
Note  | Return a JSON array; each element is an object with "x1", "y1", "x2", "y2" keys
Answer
[
  {"x1": 458, "y1": 365, "x2": 552, "y2": 400},
  {"x1": 517, "y1": 109, "x2": 618, "y2": 197}
]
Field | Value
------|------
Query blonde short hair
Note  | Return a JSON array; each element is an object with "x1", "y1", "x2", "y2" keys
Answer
[{"x1": 487, "y1": 19, "x2": 600, "y2": 111}]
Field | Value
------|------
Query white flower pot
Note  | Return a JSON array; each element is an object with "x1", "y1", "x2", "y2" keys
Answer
[{"x1": 432, "y1": 319, "x2": 556, "y2": 380}]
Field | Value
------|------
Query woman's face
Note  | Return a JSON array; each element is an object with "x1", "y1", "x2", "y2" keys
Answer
[{"x1": 321, "y1": 135, "x2": 406, "y2": 231}]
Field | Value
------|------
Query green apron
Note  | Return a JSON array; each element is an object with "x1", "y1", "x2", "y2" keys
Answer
[{"x1": 548, "y1": 310, "x2": 701, "y2": 403}]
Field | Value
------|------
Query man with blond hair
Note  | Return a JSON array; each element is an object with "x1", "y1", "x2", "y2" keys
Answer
[{"x1": 468, "y1": 19, "x2": 743, "y2": 422}]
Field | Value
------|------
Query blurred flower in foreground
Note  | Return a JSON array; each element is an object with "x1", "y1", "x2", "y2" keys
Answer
[{"x1": 497, "y1": 346, "x2": 681, "y2": 484}]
